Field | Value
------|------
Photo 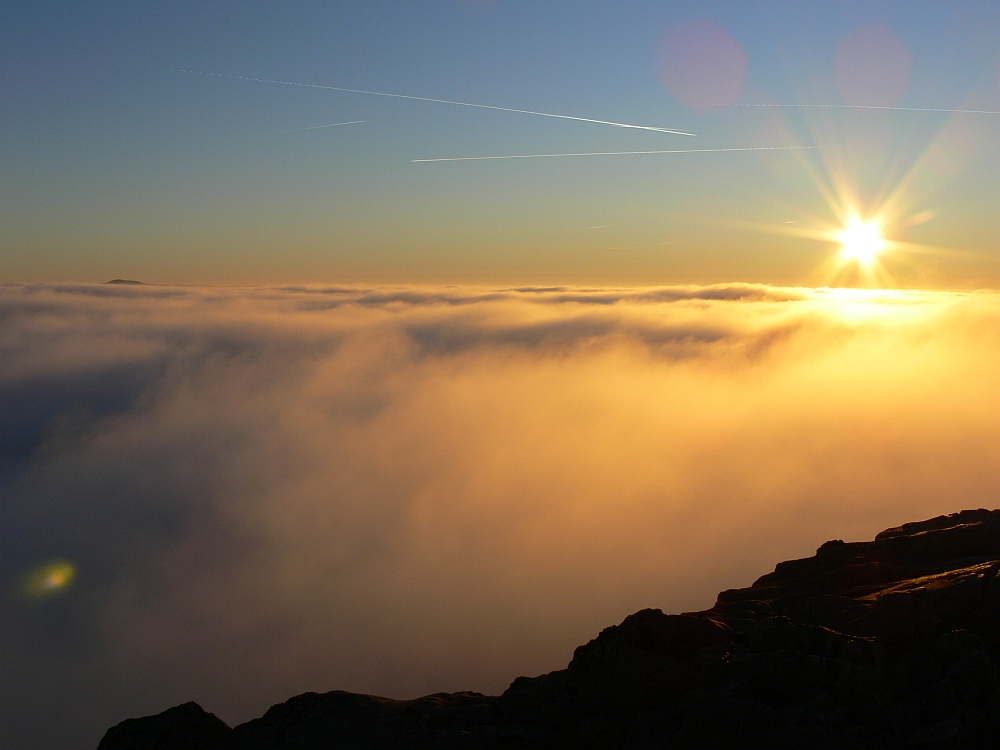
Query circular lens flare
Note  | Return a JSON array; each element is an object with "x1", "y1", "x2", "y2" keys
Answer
[
  {"x1": 22, "y1": 561, "x2": 76, "y2": 599},
  {"x1": 838, "y1": 218, "x2": 885, "y2": 265}
]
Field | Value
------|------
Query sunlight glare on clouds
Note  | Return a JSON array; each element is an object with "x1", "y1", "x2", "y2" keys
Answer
[{"x1": 2, "y1": 283, "x2": 1000, "y2": 746}]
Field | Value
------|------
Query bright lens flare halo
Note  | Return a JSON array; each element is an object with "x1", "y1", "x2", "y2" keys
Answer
[{"x1": 837, "y1": 217, "x2": 886, "y2": 266}]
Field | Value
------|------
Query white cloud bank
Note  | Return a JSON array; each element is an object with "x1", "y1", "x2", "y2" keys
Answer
[{"x1": 2, "y1": 282, "x2": 999, "y2": 749}]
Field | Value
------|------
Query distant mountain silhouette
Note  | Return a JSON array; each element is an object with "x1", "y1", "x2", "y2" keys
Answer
[
  {"x1": 104, "y1": 279, "x2": 145, "y2": 285},
  {"x1": 99, "y1": 509, "x2": 1000, "y2": 748}
]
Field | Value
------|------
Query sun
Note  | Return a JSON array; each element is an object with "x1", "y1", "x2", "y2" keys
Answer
[{"x1": 837, "y1": 217, "x2": 885, "y2": 266}]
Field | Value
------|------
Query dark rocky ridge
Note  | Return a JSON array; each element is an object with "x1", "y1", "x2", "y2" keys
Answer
[{"x1": 99, "y1": 509, "x2": 1000, "y2": 749}]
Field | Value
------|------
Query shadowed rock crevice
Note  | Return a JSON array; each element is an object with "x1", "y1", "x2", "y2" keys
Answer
[{"x1": 99, "y1": 509, "x2": 1000, "y2": 749}]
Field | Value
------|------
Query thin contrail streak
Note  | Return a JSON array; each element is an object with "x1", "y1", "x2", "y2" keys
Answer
[
  {"x1": 178, "y1": 69, "x2": 695, "y2": 136},
  {"x1": 287, "y1": 120, "x2": 365, "y2": 132},
  {"x1": 742, "y1": 103, "x2": 1000, "y2": 115},
  {"x1": 412, "y1": 146, "x2": 818, "y2": 163}
]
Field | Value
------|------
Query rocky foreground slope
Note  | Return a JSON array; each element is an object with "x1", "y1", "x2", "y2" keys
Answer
[{"x1": 99, "y1": 509, "x2": 1000, "y2": 749}]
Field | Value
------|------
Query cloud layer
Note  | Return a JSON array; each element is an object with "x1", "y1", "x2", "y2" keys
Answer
[{"x1": 2, "y1": 282, "x2": 1000, "y2": 749}]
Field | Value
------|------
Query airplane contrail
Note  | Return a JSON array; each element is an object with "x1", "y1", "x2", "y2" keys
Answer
[
  {"x1": 741, "y1": 103, "x2": 1000, "y2": 115},
  {"x1": 177, "y1": 69, "x2": 695, "y2": 136},
  {"x1": 412, "y1": 146, "x2": 818, "y2": 163},
  {"x1": 287, "y1": 120, "x2": 366, "y2": 132}
]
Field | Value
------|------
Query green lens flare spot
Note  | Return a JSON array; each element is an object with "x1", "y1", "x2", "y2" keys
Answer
[{"x1": 23, "y1": 561, "x2": 76, "y2": 599}]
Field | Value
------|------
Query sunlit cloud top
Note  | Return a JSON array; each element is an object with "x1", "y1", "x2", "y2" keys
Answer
[{"x1": 3, "y1": 281, "x2": 1000, "y2": 750}]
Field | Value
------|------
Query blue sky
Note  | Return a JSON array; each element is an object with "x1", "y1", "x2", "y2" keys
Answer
[{"x1": 2, "y1": 1, "x2": 999, "y2": 284}]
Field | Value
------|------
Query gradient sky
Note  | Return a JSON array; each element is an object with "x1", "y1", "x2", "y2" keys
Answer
[{"x1": 2, "y1": 1, "x2": 1000, "y2": 285}]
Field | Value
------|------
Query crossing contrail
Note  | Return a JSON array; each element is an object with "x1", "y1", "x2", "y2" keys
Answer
[
  {"x1": 741, "y1": 103, "x2": 1000, "y2": 115},
  {"x1": 178, "y1": 69, "x2": 695, "y2": 136},
  {"x1": 412, "y1": 146, "x2": 818, "y2": 163},
  {"x1": 287, "y1": 120, "x2": 365, "y2": 132}
]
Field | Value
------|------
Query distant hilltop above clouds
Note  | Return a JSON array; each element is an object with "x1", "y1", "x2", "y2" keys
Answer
[{"x1": 100, "y1": 509, "x2": 1000, "y2": 749}]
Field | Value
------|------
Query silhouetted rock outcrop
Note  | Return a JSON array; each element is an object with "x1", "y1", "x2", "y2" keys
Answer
[
  {"x1": 98, "y1": 702, "x2": 232, "y2": 749},
  {"x1": 98, "y1": 509, "x2": 1000, "y2": 749}
]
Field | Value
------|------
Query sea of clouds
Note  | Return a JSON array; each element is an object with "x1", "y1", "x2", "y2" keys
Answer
[{"x1": 2, "y1": 281, "x2": 1000, "y2": 749}]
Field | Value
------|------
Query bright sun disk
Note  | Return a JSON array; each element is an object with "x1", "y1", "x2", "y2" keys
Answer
[{"x1": 838, "y1": 218, "x2": 885, "y2": 265}]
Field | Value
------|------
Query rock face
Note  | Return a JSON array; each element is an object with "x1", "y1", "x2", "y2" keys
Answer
[
  {"x1": 97, "y1": 702, "x2": 233, "y2": 749},
  {"x1": 98, "y1": 509, "x2": 1000, "y2": 749}
]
